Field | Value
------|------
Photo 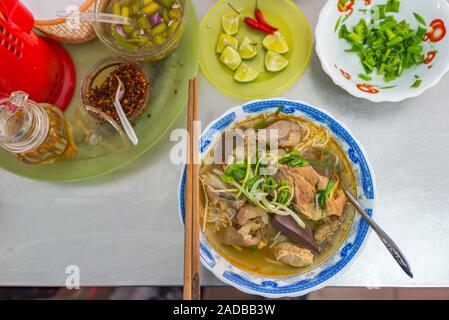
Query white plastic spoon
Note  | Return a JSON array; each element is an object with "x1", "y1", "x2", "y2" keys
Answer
[{"x1": 114, "y1": 76, "x2": 139, "y2": 146}]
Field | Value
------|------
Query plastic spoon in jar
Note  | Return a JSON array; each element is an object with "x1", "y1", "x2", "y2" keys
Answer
[
  {"x1": 56, "y1": 11, "x2": 131, "y2": 25},
  {"x1": 114, "y1": 76, "x2": 139, "y2": 146},
  {"x1": 344, "y1": 190, "x2": 413, "y2": 278}
]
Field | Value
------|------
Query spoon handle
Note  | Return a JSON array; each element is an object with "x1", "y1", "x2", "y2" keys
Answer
[
  {"x1": 114, "y1": 100, "x2": 139, "y2": 146},
  {"x1": 57, "y1": 11, "x2": 131, "y2": 25},
  {"x1": 344, "y1": 191, "x2": 413, "y2": 278}
]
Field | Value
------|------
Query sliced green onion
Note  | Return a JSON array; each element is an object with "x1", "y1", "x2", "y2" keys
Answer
[
  {"x1": 413, "y1": 12, "x2": 426, "y2": 26},
  {"x1": 274, "y1": 105, "x2": 285, "y2": 115},
  {"x1": 358, "y1": 74, "x2": 372, "y2": 81},
  {"x1": 339, "y1": 2, "x2": 425, "y2": 83},
  {"x1": 237, "y1": 155, "x2": 252, "y2": 198},
  {"x1": 335, "y1": 16, "x2": 342, "y2": 32},
  {"x1": 385, "y1": 0, "x2": 400, "y2": 13},
  {"x1": 253, "y1": 105, "x2": 285, "y2": 131},
  {"x1": 411, "y1": 79, "x2": 422, "y2": 88}
]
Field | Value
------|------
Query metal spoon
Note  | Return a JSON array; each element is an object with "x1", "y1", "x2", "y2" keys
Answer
[
  {"x1": 344, "y1": 190, "x2": 413, "y2": 278},
  {"x1": 114, "y1": 76, "x2": 139, "y2": 146}
]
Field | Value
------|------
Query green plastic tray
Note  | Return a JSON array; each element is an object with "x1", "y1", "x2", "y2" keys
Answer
[{"x1": 0, "y1": 0, "x2": 198, "y2": 182}]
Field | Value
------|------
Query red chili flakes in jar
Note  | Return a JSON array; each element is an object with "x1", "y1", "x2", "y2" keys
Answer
[{"x1": 86, "y1": 63, "x2": 150, "y2": 123}]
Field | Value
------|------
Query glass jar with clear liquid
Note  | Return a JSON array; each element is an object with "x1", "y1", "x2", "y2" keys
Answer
[{"x1": 0, "y1": 91, "x2": 76, "y2": 164}]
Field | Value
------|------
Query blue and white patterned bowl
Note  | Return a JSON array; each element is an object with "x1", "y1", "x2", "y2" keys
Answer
[{"x1": 178, "y1": 98, "x2": 376, "y2": 298}]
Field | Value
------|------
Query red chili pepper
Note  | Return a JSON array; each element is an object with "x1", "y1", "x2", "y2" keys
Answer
[
  {"x1": 430, "y1": 19, "x2": 445, "y2": 28},
  {"x1": 244, "y1": 17, "x2": 275, "y2": 34},
  {"x1": 255, "y1": 0, "x2": 278, "y2": 32},
  {"x1": 426, "y1": 19, "x2": 446, "y2": 43},
  {"x1": 337, "y1": 0, "x2": 354, "y2": 13},
  {"x1": 357, "y1": 83, "x2": 379, "y2": 94},
  {"x1": 345, "y1": 8, "x2": 354, "y2": 17},
  {"x1": 228, "y1": 3, "x2": 274, "y2": 34},
  {"x1": 340, "y1": 68, "x2": 351, "y2": 80},
  {"x1": 424, "y1": 51, "x2": 437, "y2": 64}
]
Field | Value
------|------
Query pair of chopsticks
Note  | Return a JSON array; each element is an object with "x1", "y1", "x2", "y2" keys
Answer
[{"x1": 183, "y1": 77, "x2": 201, "y2": 300}]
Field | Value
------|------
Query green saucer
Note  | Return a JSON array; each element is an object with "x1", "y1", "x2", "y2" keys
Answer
[{"x1": 199, "y1": 0, "x2": 312, "y2": 99}]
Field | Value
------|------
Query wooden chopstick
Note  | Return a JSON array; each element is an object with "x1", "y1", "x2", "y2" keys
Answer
[
  {"x1": 183, "y1": 77, "x2": 201, "y2": 300},
  {"x1": 183, "y1": 79, "x2": 194, "y2": 300},
  {"x1": 191, "y1": 77, "x2": 201, "y2": 300}
]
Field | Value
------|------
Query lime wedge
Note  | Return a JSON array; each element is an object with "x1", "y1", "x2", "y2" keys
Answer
[
  {"x1": 220, "y1": 46, "x2": 242, "y2": 71},
  {"x1": 262, "y1": 32, "x2": 289, "y2": 54},
  {"x1": 238, "y1": 37, "x2": 258, "y2": 60},
  {"x1": 234, "y1": 63, "x2": 259, "y2": 82},
  {"x1": 216, "y1": 33, "x2": 238, "y2": 54},
  {"x1": 222, "y1": 13, "x2": 240, "y2": 35},
  {"x1": 265, "y1": 50, "x2": 289, "y2": 72}
]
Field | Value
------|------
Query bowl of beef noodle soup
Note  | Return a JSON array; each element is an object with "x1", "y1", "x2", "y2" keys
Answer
[{"x1": 178, "y1": 98, "x2": 376, "y2": 297}]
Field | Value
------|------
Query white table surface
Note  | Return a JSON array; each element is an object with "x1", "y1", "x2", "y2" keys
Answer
[{"x1": 1, "y1": 0, "x2": 448, "y2": 288}]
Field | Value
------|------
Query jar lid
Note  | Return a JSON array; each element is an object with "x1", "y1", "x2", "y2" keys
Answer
[
  {"x1": 0, "y1": 90, "x2": 33, "y2": 111},
  {"x1": 0, "y1": 91, "x2": 34, "y2": 140}
]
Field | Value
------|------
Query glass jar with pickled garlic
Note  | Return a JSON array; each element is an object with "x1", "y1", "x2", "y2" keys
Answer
[{"x1": 0, "y1": 91, "x2": 76, "y2": 164}]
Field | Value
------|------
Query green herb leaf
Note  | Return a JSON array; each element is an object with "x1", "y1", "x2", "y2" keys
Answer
[
  {"x1": 246, "y1": 175, "x2": 261, "y2": 191},
  {"x1": 318, "y1": 178, "x2": 336, "y2": 209},
  {"x1": 223, "y1": 163, "x2": 246, "y2": 181},
  {"x1": 220, "y1": 175, "x2": 235, "y2": 184},
  {"x1": 262, "y1": 177, "x2": 278, "y2": 192},
  {"x1": 279, "y1": 150, "x2": 310, "y2": 167}
]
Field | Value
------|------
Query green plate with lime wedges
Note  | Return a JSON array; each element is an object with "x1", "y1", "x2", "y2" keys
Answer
[
  {"x1": 199, "y1": 0, "x2": 312, "y2": 99},
  {"x1": 0, "y1": 0, "x2": 198, "y2": 182}
]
